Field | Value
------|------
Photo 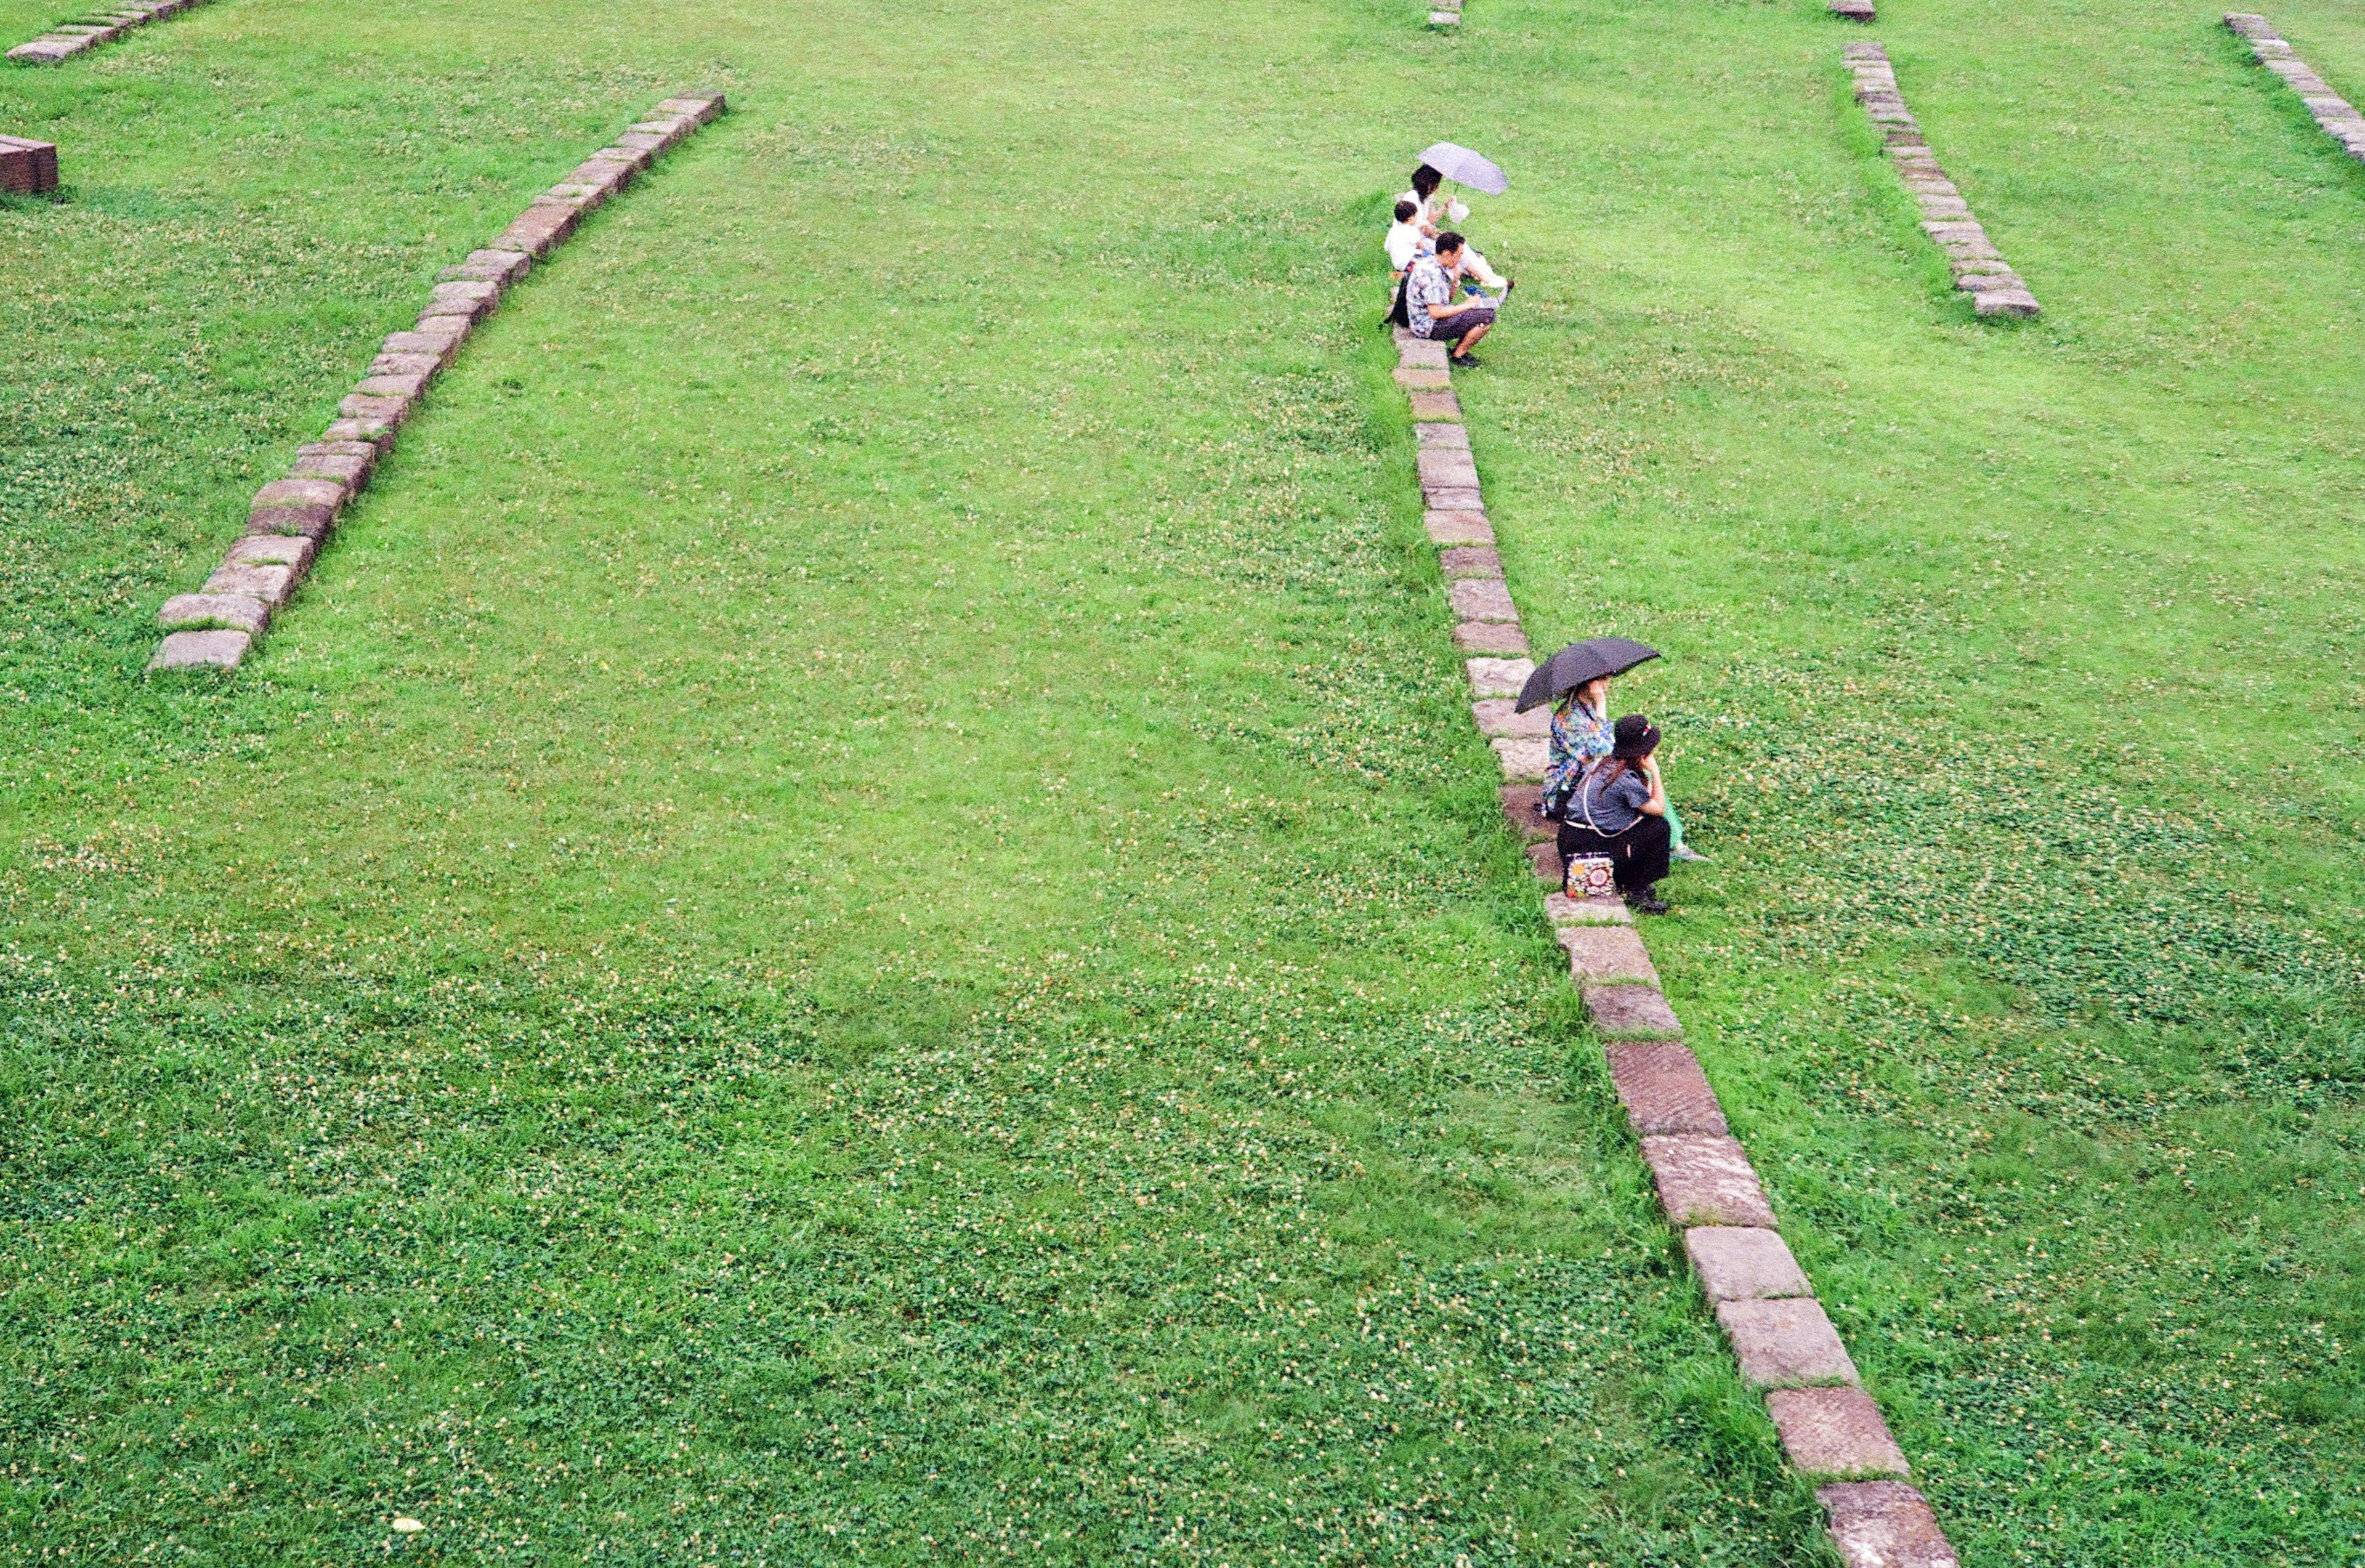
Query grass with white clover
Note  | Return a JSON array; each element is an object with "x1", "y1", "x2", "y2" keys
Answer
[{"x1": 2, "y1": 0, "x2": 2361, "y2": 1563}]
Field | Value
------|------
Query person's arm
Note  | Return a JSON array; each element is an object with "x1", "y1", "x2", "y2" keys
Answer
[{"x1": 1635, "y1": 758, "x2": 1668, "y2": 817}]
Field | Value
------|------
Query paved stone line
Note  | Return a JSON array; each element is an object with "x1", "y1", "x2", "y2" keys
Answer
[
  {"x1": 1845, "y1": 42, "x2": 2039, "y2": 320},
  {"x1": 1829, "y1": 0, "x2": 1874, "y2": 23},
  {"x1": 146, "y1": 93, "x2": 726, "y2": 673},
  {"x1": 7, "y1": 0, "x2": 208, "y2": 63},
  {"x1": 0, "y1": 132, "x2": 60, "y2": 192},
  {"x1": 2225, "y1": 13, "x2": 2365, "y2": 163},
  {"x1": 1426, "y1": 0, "x2": 1460, "y2": 28},
  {"x1": 1396, "y1": 331, "x2": 1962, "y2": 1568}
]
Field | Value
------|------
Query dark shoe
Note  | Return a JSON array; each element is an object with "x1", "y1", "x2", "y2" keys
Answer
[
  {"x1": 1623, "y1": 886, "x2": 1670, "y2": 916},
  {"x1": 1450, "y1": 352, "x2": 1482, "y2": 370}
]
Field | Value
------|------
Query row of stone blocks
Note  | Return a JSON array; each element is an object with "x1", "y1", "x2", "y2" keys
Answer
[
  {"x1": 1396, "y1": 330, "x2": 1960, "y2": 1567},
  {"x1": 147, "y1": 94, "x2": 725, "y2": 673},
  {"x1": 1845, "y1": 42, "x2": 2040, "y2": 320},
  {"x1": 7, "y1": 0, "x2": 203, "y2": 63},
  {"x1": 2226, "y1": 13, "x2": 2365, "y2": 163},
  {"x1": 0, "y1": 133, "x2": 59, "y2": 193}
]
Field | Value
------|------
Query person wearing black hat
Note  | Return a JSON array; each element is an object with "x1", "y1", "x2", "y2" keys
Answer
[{"x1": 1558, "y1": 714, "x2": 1673, "y2": 915}]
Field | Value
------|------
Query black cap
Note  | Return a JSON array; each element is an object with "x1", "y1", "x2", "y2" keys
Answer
[{"x1": 1611, "y1": 714, "x2": 1660, "y2": 758}]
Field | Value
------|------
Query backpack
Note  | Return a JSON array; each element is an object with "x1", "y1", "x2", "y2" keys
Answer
[{"x1": 1388, "y1": 269, "x2": 1413, "y2": 329}]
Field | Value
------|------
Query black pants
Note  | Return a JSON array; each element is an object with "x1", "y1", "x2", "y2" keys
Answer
[{"x1": 1558, "y1": 814, "x2": 1671, "y2": 894}]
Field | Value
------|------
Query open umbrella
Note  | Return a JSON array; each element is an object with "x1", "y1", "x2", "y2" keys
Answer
[
  {"x1": 1514, "y1": 637, "x2": 1660, "y2": 713},
  {"x1": 1416, "y1": 142, "x2": 1509, "y2": 195}
]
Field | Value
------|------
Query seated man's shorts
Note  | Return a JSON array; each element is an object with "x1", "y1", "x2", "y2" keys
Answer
[{"x1": 1433, "y1": 304, "x2": 1496, "y2": 346}]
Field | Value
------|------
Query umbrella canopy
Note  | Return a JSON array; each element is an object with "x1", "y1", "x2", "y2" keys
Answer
[
  {"x1": 1416, "y1": 142, "x2": 1508, "y2": 196},
  {"x1": 1514, "y1": 637, "x2": 1660, "y2": 713}
]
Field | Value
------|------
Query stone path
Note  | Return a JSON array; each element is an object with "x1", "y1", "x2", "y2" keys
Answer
[
  {"x1": 1829, "y1": 0, "x2": 1874, "y2": 23},
  {"x1": 1396, "y1": 328, "x2": 1960, "y2": 1568},
  {"x1": 0, "y1": 133, "x2": 60, "y2": 192},
  {"x1": 2226, "y1": 13, "x2": 2365, "y2": 163},
  {"x1": 1426, "y1": 0, "x2": 1460, "y2": 30},
  {"x1": 147, "y1": 94, "x2": 726, "y2": 673},
  {"x1": 1846, "y1": 42, "x2": 2039, "y2": 320},
  {"x1": 7, "y1": 0, "x2": 206, "y2": 63}
]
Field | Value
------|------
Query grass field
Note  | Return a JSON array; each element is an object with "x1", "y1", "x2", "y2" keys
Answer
[{"x1": 2, "y1": 0, "x2": 2361, "y2": 1562}]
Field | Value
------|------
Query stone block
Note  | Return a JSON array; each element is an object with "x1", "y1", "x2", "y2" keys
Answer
[
  {"x1": 367, "y1": 351, "x2": 443, "y2": 381},
  {"x1": 1717, "y1": 1298, "x2": 1859, "y2": 1388},
  {"x1": 1425, "y1": 509, "x2": 1492, "y2": 546},
  {"x1": 1544, "y1": 891, "x2": 1631, "y2": 925},
  {"x1": 1424, "y1": 485, "x2": 1485, "y2": 512},
  {"x1": 497, "y1": 203, "x2": 578, "y2": 258},
  {"x1": 225, "y1": 534, "x2": 315, "y2": 573},
  {"x1": 428, "y1": 279, "x2": 499, "y2": 318},
  {"x1": 1414, "y1": 421, "x2": 1469, "y2": 449},
  {"x1": 7, "y1": 38, "x2": 85, "y2": 63},
  {"x1": 655, "y1": 94, "x2": 727, "y2": 124},
  {"x1": 203, "y1": 562, "x2": 297, "y2": 607},
  {"x1": 382, "y1": 328, "x2": 467, "y2": 366},
  {"x1": 439, "y1": 248, "x2": 532, "y2": 287},
  {"x1": 1564, "y1": 927, "x2": 1661, "y2": 988},
  {"x1": 1473, "y1": 698, "x2": 1549, "y2": 738},
  {"x1": 1641, "y1": 1134, "x2": 1775, "y2": 1227},
  {"x1": 287, "y1": 451, "x2": 370, "y2": 491},
  {"x1": 1606, "y1": 1038, "x2": 1727, "y2": 1131},
  {"x1": 614, "y1": 131, "x2": 667, "y2": 153},
  {"x1": 1399, "y1": 337, "x2": 1450, "y2": 370},
  {"x1": 353, "y1": 372, "x2": 430, "y2": 401},
  {"x1": 1527, "y1": 840, "x2": 1561, "y2": 884},
  {"x1": 1407, "y1": 389, "x2": 1461, "y2": 421},
  {"x1": 158, "y1": 592, "x2": 269, "y2": 636},
  {"x1": 1395, "y1": 365, "x2": 1451, "y2": 390},
  {"x1": 1465, "y1": 655, "x2": 1532, "y2": 698},
  {"x1": 1883, "y1": 126, "x2": 1927, "y2": 148},
  {"x1": 1499, "y1": 782, "x2": 1552, "y2": 840},
  {"x1": 148, "y1": 629, "x2": 250, "y2": 672},
  {"x1": 1915, "y1": 195, "x2": 1970, "y2": 220},
  {"x1": 1428, "y1": 8, "x2": 1460, "y2": 22},
  {"x1": 319, "y1": 418, "x2": 397, "y2": 452},
  {"x1": 1418, "y1": 447, "x2": 1481, "y2": 491},
  {"x1": 2223, "y1": 12, "x2": 2271, "y2": 38},
  {"x1": 253, "y1": 477, "x2": 348, "y2": 514},
  {"x1": 1973, "y1": 290, "x2": 2040, "y2": 318},
  {"x1": 567, "y1": 157, "x2": 639, "y2": 190},
  {"x1": 593, "y1": 144, "x2": 655, "y2": 172},
  {"x1": 1684, "y1": 1226, "x2": 1810, "y2": 1301},
  {"x1": 1447, "y1": 578, "x2": 1518, "y2": 622},
  {"x1": 1584, "y1": 984, "x2": 1682, "y2": 1039},
  {"x1": 0, "y1": 134, "x2": 60, "y2": 194},
  {"x1": 338, "y1": 393, "x2": 411, "y2": 429},
  {"x1": 1768, "y1": 1388, "x2": 1910, "y2": 1479},
  {"x1": 1816, "y1": 1482, "x2": 1959, "y2": 1568},
  {"x1": 1439, "y1": 544, "x2": 1502, "y2": 579},
  {"x1": 246, "y1": 504, "x2": 337, "y2": 541},
  {"x1": 1492, "y1": 737, "x2": 1548, "y2": 782},
  {"x1": 1453, "y1": 621, "x2": 1527, "y2": 656},
  {"x1": 1829, "y1": 0, "x2": 1875, "y2": 17},
  {"x1": 1840, "y1": 39, "x2": 1888, "y2": 59}
]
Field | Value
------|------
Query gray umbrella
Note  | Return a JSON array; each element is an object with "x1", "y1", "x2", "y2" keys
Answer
[
  {"x1": 1416, "y1": 142, "x2": 1509, "y2": 196},
  {"x1": 1514, "y1": 637, "x2": 1660, "y2": 713}
]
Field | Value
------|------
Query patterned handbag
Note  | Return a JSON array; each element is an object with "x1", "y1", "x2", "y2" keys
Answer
[{"x1": 1564, "y1": 853, "x2": 1617, "y2": 899}]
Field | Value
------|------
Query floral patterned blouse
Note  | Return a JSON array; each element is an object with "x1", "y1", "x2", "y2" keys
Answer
[{"x1": 1542, "y1": 693, "x2": 1612, "y2": 819}]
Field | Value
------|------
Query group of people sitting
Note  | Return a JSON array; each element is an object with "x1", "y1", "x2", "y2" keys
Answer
[
  {"x1": 1540, "y1": 677, "x2": 1703, "y2": 917},
  {"x1": 1384, "y1": 163, "x2": 1511, "y2": 368}
]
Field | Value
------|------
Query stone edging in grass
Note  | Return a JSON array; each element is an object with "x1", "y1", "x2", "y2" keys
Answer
[
  {"x1": 1426, "y1": 0, "x2": 1460, "y2": 30},
  {"x1": 1394, "y1": 329, "x2": 1963, "y2": 1568},
  {"x1": 145, "y1": 93, "x2": 725, "y2": 674},
  {"x1": 0, "y1": 132, "x2": 60, "y2": 192},
  {"x1": 7, "y1": 0, "x2": 207, "y2": 64},
  {"x1": 1845, "y1": 42, "x2": 2039, "y2": 320},
  {"x1": 1829, "y1": 0, "x2": 1874, "y2": 25},
  {"x1": 2225, "y1": 13, "x2": 2365, "y2": 162}
]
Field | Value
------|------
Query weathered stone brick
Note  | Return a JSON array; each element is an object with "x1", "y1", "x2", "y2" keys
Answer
[
  {"x1": 1684, "y1": 1226, "x2": 1811, "y2": 1301},
  {"x1": 1473, "y1": 698, "x2": 1549, "y2": 738},
  {"x1": 614, "y1": 131, "x2": 667, "y2": 153},
  {"x1": 319, "y1": 418, "x2": 397, "y2": 453},
  {"x1": 1491, "y1": 737, "x2": 1547, "y2": 782},
  {"x1": 1414, "y1": 421, "x2": 1469, "y2": 449},
  {"x1": 1564, "y1": 927, "x2": 1660, "y2": 987},
  {"x1": 1527, "y1": 840, "x2": 1560, "y2": 884},
  {"x1": 1439, "y1": 544, "x2": 1502, "y2": 579},
  {"x1": 1423, "y1": 485, "x2": 1486, "y2": 512},
  {"x1": 246, "y1": 504, "x2": 338, "y2": 540},
  {"x1": 1394, "y1": 365, "x2": 1451, "y2": 391},
  {"x1": 1453, "y1": 621, "x2": 1527, "y2": 656},
  {"x1": 593, "y1": 145, "x2": 655, "y2": 172},
  {"x1": 158, "y1": 592, "x2": 268, "y2": 636},
  {"x1": 1418, "y1": 447, "x2": 1481, "y2": 491},
  {"x1": 1641, "y1": 1134, "x2": 1775, "y2": 1226},
  {"x1": 1425, "y1": 509, "x2": 1492, "y2": 546},
  {"x1": 225, "y1": 534, "x2": 315, "y2": 574},
  {"x1": 1399, "y1": 337, "x2": 1450, "y2": 370},
  {"x1": 655, "y1": 94, "x2": 727, "y2": 124},
  {"x1": 1768, "y1": 1388, "x2": 1910, "y2": 1479},
  {"x1": 1716, "y1": 1298, "x2": 1859, "y2": 1388},
  {"x1": 367, "y1": 351, "x2": 443, "y2": 381},
  {"x1": 1584, "y1": 984, "x2": 1682, "y2": 1040},
  {"x1": 1604, "y1": 1039, "x2": 1726, "y2": 1130},
  {"x1": 353, "y1": 373, "x2": 429, "y2": 402},
  {"x1": 439, "y1": 248, "x2": 533, "y2": 287},
  {"x1": 1499, "y1": 783, "x2": 1552, "y2": 841},
  {"x1": 253, "y1": 477, "x2": 348, "y2": 513},
  {"x1": 1465, "y1": 655, "x2": 1532, "y2": 698},
  {"x1": 204, "y1": 562, "x2": 297, "y2": 607},
  {"x1": 337, "y1": 393, "x2": 411, "y2": 428},
  {"x1": 382, "y1": 328, "x2": 467, "y2": 366},
  {"x1": 1447, "y1": 578, "x2": 1518, "y2": 623},
  {"x1": 1816, "y1": 1482, "x2": 1959, "y2": 1568},
  {"x1": 148, "y1": 629, "x2": 250, "y2": 672},
  {"x1": 497, "y1": 204, "x2": 577, "y2": 258},
  {"x1": 428, "y1": 279, "x2": 499, "y2": 318},
  {"x1": 1407, "y1": 389, "x2": 1461, "y2": 421},
  {"x1": 1543, "y1": 891, "x2": 1631, "y2": 925},
  {"x1": 1973, "y1": 290, "x2": 2040, "y2": 318},
  {"x1": 288, "y1": 451, "x2": 370, "y2": 490}
]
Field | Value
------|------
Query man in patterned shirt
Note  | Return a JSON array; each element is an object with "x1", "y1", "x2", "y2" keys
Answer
[{"x1": 1403, "y1": 232, "x2": 1495, "y2": 368}]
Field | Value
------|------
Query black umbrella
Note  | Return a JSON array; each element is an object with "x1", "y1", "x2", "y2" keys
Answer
[{"x1": 1513, "y1": 637, "x2": 1660, "y2": 713}]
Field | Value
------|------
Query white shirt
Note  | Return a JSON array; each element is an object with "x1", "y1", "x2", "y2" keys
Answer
[
  {"x1": 1396, "y1": 189, "x2": 1441, "y2": 229},
  {"x1": 1384, "y1": 220, "x2": 1426, "y2": 271}
]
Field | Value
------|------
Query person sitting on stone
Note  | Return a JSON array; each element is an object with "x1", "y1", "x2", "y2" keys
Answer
[
  {"x1": 1558, "y1": 714, "x2": 1674, "y2": 915},
  {"x1": 1401, "y1": 232, "x2": 1494, "y2": 368}
]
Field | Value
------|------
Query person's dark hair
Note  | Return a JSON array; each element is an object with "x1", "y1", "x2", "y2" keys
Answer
[
  {"x1": 1411, "y1": 164, "x2": 1442, "y2": 198},
  {"x1": 1394, "y1": 198, "x2": 1417, "y2": 222},
  {"x1": 1434, "y1": 230, "x2": 1466, "y2": 257}
]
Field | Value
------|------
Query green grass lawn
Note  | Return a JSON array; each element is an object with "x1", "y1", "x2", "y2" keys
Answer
[{"x1": 2, "y1": 0, "x2": 2361, "y2": 1562}]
